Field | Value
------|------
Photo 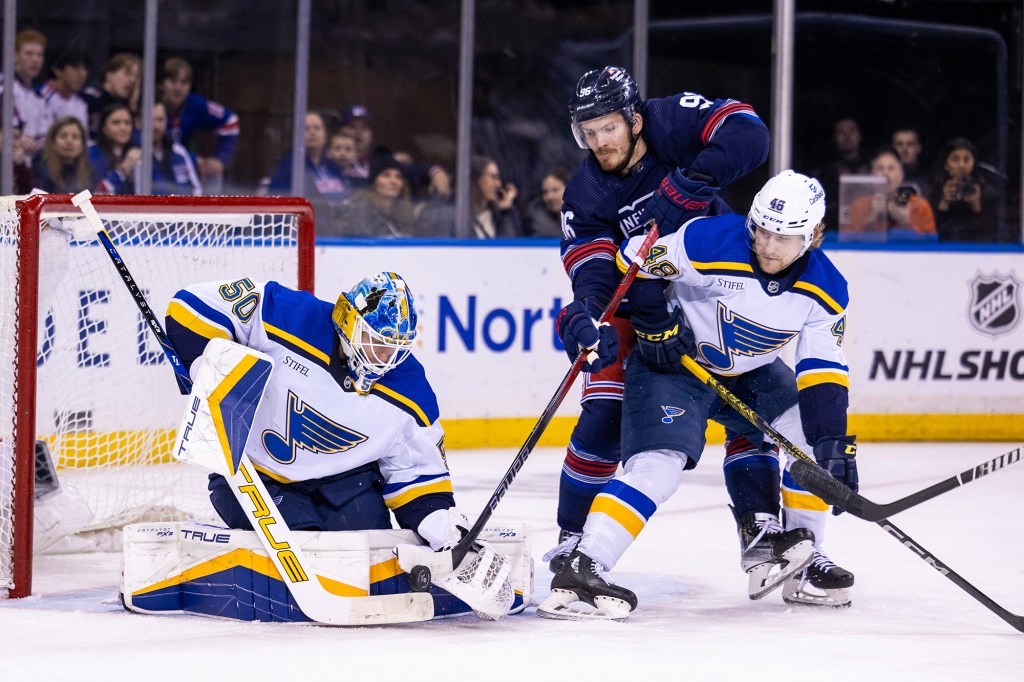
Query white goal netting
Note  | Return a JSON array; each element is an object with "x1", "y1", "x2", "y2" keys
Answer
[{"x1": 0, "y1": 194, "x2": 312, "y2": 596}]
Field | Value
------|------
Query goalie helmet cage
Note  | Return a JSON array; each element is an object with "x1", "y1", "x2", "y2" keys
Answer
[{"x1": 0, "y1": 193, "x2": 315, "y2": 598}]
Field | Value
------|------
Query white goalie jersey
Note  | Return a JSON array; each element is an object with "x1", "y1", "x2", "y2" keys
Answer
[
  {"x1": 164, "y1": 279, "x2": 453, "y2": 522},
  {"x1": 618, "y1": 214, "x2": 850, "y2": 391}
]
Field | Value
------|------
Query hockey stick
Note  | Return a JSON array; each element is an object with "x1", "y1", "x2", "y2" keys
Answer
[
  {"x1": 844, "y1": 444, "x2": 1022, "y2": 518},
  {"x1": 682, "y1": 355, "x2": 1024, "y2": 634},
  {"x1": 402, "y1": 223, "x2": 662, "y2": 588},
  {"x1": 75, "y1": 192, "x2": 432, "y2": 624},
  {"x1": 72, "y1": 190, "x2": 193, "y2": 395}
]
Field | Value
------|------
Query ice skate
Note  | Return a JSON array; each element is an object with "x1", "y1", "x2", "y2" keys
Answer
[
  {"x1": 541, "y1": 528, "x2": 582, "y2": 573},
  {"x1": 736, "y1": 511, "x2": 814, "y2": 599},
  {"x1": 783, "y1": 550, "x2": 854, "y2": 608},
  {"x1": 536, "y1": 550, "x2": 637, "y2": 621}
]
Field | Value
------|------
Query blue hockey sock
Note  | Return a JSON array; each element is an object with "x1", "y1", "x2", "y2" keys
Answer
[{"x1": 723, "y1": 435, "x2": 781, "y2": 519}]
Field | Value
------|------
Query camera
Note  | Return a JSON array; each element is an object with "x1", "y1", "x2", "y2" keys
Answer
[
  {"x1": 956, "y1": 180, "x2": 979, "y2": 200},
  {"x1": 893, "y1": 185, "x2": 917, "y2": 206}
]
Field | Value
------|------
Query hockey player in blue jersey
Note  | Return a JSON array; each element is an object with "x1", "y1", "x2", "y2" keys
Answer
[
  {"x1": 165, "y1": 273, "x2": 480, "y2": 570},
  {"x1": 548, "y1": 65, "x2": 770, "y2": 573},
  {"x1": 539, "y1": 171, "x2": 859, "y2": 620}
]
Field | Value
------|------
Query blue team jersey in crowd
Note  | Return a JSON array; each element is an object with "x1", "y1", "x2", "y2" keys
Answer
[{"x1": 167, "y1": 93, "x2": 240, "y2": 165}]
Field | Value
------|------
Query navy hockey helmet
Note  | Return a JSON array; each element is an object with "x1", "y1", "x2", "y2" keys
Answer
[
  {"x1": 332, "y1": 272, "x2": 417, "y2": 394},
  {"x1": 568, "y1": 66, "x2": 642, "y2": 149}
]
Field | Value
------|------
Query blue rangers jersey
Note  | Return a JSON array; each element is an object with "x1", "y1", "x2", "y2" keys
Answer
[
  {"x1": 560, "y1": 92, "x2": 769, "y2": 307},
  {"x1": 167, "y1": 93, "x2": 240, "y2": 165},
  {"x1": 618, "y1": 214, "x2": 851, "y2": 443},
  {"x1": 165, "y1": 280, "x2": 453, "y2": 530}
]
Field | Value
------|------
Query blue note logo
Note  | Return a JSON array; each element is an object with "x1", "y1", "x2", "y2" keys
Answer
[
  {"x1": 699, "y1": 302, "x2": 798, "y2": 372},
  {"x1": 661, "y1": 406, "x2": 686, "y2": 424},
  {"x1": 262, "y1": 391, "x2": 368, "y2": 464}
]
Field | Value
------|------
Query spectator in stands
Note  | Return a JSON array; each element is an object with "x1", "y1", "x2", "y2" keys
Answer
[
  {"x1": 341, "y1": 105, "x2": 375, "y2": 177},
  {"x1": 816, "y1": 116, "x2": 868, "y2": 234},
  {"x1": 6, "y1": 121, "x2": 35, "y2": 194},
  {"x1": 326, "y1": 128, "x2": 368, "y2": 189},
  {"x1": 10, "y1": 29, "x2": 49, "y2": 153},
  {"x1": 470, "y1": 154, "x2": 520, "y2": 238},
  {"x1": 267, "y1": 111, "x2": 350, "y2": 218},
  {"x1": 845, "y1": 146, "x2": 936, "y2": 238},
  {"x1": 931, "y1": 137, "x2": 999, "y2": 243},
  {"x1": 891, "y1": 126, "x2": 928, "y2": 194},
  {"x1": 524, "y1": 165, "x2": 570, "y2": 237},
  {"x1": 88, "y1": 103, "x2": 140, "y2": 195},
  {"x1": 340, "y1": 104, "x2": 450, "y2": 201},
  {"x1": 147, "y1": 100, "x2": 201, "y2": 196},
  {"x1": 83, "y1": 53, "x2": 141, "y2": 139},
  {"x1": 159, "y1": 57, "x2": 240, "y2": 191},
  {"x1": 31, "y1": 116, "x2": 95, "y2": 194},
  {"x1": 331, "y1": 154, "x2": 421, "y2": 238},
  {"x1": 39, "y1": 50, "x2": 89, "y2": 132}
]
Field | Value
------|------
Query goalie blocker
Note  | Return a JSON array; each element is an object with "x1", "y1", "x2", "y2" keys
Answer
[{"x1": 121, "y1": 521, "x2": 533, "y2": 623}]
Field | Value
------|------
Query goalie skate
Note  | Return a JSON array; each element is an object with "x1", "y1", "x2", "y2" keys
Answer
[
  {"x1": 536, "y1": 550, "x2": 637, "y2": 621},
  {"x1": 783, "y1": 550, "x2": 854, "y2": 608},
  {"x1": 736, "y1": 512, "x2": 814, "y2": 600}
]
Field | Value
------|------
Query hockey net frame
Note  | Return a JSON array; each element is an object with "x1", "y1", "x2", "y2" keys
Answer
[{"x1": 1, "y1": 193, "x2": 315, "y2": 598}]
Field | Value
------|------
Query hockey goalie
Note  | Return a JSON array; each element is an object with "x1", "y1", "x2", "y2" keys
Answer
[{"x1": 120, "y1": 272, "x2": 533, "y2": 624}]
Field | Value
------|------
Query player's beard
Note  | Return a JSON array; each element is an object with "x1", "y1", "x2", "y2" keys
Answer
[{"x1": 592, "y1": 129, "x2": 640, "y2": 176}]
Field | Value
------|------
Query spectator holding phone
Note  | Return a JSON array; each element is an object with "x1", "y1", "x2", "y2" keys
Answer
[
  {"x1": 470, "y1": 154, "x2": 520, "y2": 238},
  {"x1": 931, "y1": 137, "x2": 998, "y2": 243},
  {"x1": 846, "y1": 146, "x2": 935, "y2": 237}
]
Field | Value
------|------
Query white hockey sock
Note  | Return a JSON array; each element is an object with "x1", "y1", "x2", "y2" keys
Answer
[{"x1": 579, "y1": 449, "x2": 687, "y2": 570}]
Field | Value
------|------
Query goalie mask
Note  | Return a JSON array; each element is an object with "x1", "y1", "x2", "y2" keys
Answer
[
  {"x1": 568, "y1": 65, "x2": 642, "y2": 149},
  {"x1": 746, "y1": 170, "x2": 826, "y2": 259},
  {"x1": 332, "y1": 272, "x2": 417, "y2": 394}
]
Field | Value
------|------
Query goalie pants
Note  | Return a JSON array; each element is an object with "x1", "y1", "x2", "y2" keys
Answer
[
  {"x1": 208, "y1": 461, "x2": 392, "y2": 532},
  {"x1": 578, "y1": 354, "x2": 832, "y2": 570}
]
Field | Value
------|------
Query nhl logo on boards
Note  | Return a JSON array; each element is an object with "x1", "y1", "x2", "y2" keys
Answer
[{"x1": 967, "y1": 272, "x2": 1021, "y2": 339}]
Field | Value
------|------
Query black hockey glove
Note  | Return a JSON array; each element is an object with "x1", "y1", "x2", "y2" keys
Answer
[
  {"x1": 556, "y1": 298, "x2": 619, "y2": 373},
  {"x1": 813, "y1": 436, "x2": 860, "y2": 515},
  {"x1": 645, "y1": 171, "x2": 720, "y2": 235},
  {"x1": 631, "y1": 307, "x2": 695, "y2": 373}
]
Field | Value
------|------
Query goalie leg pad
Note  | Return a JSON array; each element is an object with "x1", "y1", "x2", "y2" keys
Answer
[{"x1": 123, "y1": 522, "x2": 533, "y2": 622}]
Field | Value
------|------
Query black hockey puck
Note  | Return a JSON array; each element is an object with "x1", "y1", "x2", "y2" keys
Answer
[{"x1": 409, "y1": 565, "x2": 432, "y2": 592}]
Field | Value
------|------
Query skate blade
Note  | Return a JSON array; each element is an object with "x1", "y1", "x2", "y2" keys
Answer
[
  {"x1": 746, "y1": 539, "x2": 814, "y2": 600},
  {"x1": 536, "y1": 589, "x2": 632, "y2": 622},
  {"x1": 782, "y1": 582, "x2": 852, "y2": 608}
]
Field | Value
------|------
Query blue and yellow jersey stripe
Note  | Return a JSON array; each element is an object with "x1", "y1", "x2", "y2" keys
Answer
[
  {"x1": 261, "y1": 282, "x2": 336, "y2": 371},
  {"x1": 795, "y1": 358, "x2": 850, "y2": 390},
  {"x1": 383, "y1": 473, "x2": 454, "y2": 510}
]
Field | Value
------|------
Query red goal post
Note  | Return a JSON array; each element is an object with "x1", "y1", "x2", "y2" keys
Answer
[{"x1": 1, "y1": 194, "x2": 315, "y2": 598}]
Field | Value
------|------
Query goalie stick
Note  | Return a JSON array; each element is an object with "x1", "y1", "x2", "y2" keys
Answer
[
  {"x1": 681, "y1": 355, "x2": 1024, "y2": 634},
  {"x1": 71, "y1": 190, "x2": 193, "y2": 395},
  {"x1": 74, "y1": 193, "x2": 432, "y2": 625},
  {"x1": 404, "y1": 223, "x2": 662, "y2": 589}
]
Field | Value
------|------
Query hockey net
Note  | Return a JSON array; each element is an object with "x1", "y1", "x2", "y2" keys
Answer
[{"x1": 0, "y1": 194, "x2": 315, "y2": 598}]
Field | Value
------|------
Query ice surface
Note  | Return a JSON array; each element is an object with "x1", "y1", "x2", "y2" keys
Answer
[{"x1": 2, "y1": 443, "x2": 1022, "y2": 681}]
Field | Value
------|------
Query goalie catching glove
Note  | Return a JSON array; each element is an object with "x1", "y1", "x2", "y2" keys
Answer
[
  {"x1": 644, "y1": 171, "x2": 720, "y2": 234},
  {"x1": 556, "y1": 298, "x2": 619, "y2": 372},
  {"x1": 632, "y1": 307, "x2": 695, "y2": 373},
  {"x1": 813, "y1": 436, "x2": 859, "y2": 515},
  {"x1": 403, "y1": 507, "x2": 515, "y2": 620}
]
